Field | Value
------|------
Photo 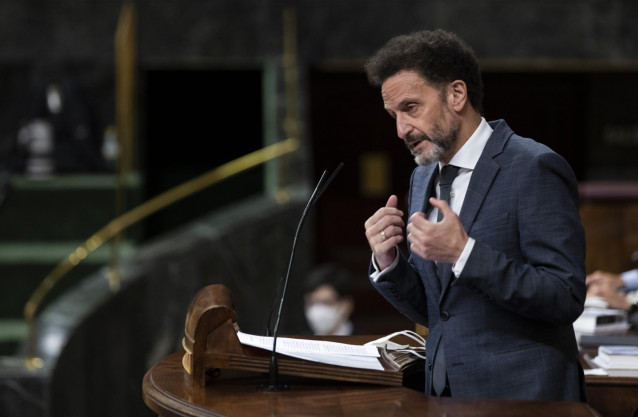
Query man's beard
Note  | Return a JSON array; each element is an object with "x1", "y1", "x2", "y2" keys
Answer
[{"x1": 405, "y1": 118, "x2": 459, "y2": 166}]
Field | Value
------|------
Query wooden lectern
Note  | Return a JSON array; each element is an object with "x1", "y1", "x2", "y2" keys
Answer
[
  {"x1": 143, "y1": 283, "x2": 601, "y2": 417},
  {"x1": 181, "y1": 284, "x2": 411, "y2": 388}
]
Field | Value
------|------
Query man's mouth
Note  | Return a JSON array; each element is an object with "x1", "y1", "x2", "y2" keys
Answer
[
  {"x1": 406, "y1": 132, "x2": 429, "y2": 151},
  {"x1": 409, "y1": 139, "x2": 424, "y2": 150}
]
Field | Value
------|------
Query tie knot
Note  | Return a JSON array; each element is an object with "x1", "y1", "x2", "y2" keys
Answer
[{"x1": 439, "y1": 165, "x2": 460, "y2": 186}]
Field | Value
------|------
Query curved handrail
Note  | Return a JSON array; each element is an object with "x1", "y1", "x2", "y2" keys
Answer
[{"x1": 23, "y1": 137, "x2": 299, "y2": 324}]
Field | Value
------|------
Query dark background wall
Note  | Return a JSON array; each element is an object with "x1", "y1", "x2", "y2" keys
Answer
[
  {"x1": 1, "y1": 0, "x2": 637, "y2": 341},
  {"x1": 0, "y1": 1, "x2": 637, "y2": 415}
]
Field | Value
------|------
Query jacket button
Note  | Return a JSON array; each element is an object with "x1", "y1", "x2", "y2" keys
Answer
[
  {"x1": 427, "y1": 361, "x2": 432, "y2": 370},
  {"x1": 440, "y1": 310, "x2": 450, "y2": 321}
]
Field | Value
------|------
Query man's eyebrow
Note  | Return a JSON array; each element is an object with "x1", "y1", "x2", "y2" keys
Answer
[{"x1": 385, "y1": 98, "x2": 417, "y2": 115}]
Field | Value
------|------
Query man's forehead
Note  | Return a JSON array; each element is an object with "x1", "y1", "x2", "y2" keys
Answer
[
  {"x1": 382, "y1": 72, "x2": 429, "y2": 106},
  {"x1": 382, "y1": 70, "x2": 425, "y2": 91}
]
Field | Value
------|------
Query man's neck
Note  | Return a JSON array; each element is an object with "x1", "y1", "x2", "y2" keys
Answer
[{"x1": 441, "y1": 111, "x2": 482, "y2": 164}]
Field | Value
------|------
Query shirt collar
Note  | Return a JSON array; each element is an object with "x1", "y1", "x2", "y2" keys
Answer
[{"x1": 440, "y1": 117, "x2": 492, "y2": 171}]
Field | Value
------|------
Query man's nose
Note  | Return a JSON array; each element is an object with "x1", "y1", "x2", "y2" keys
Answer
[{"x1": 396, "y1": 113, "x2": 411, "y2": 139}]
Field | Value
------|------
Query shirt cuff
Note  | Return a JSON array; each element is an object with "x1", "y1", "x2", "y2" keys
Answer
[
  {"x1": 370, "y1": 247, "x2": 399, "y2": 282},
  {"x1": 621, "y1": 269, "x2": 638, "y2": 292},
  {"x1": 452, "y1": 237, "x2": 475, "y2": 277}
]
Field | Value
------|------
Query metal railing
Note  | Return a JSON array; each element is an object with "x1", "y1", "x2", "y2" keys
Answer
[{"x1": 22, "y1": 137, "x2": 299, "y2": 368}]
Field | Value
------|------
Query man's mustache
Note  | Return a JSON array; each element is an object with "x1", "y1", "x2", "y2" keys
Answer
[{"x1": 405, "y1": 131, "x2": 431, "y2": 147}]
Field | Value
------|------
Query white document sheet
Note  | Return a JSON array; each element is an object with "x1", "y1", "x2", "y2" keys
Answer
[{"x1": 237, "y1": 331, "x2": 384, "y2": 371}]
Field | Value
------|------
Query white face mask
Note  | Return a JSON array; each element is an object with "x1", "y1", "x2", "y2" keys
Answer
[{"x1": 305, "y1": 304, "x2": 344, "y2": 335}]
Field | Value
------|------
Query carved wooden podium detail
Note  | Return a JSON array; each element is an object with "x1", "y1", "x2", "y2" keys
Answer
[
  {"x1": 182, "y1": 284, "x2": 242, "y2": 387},
  {"x1": 181, "y1": 284, "x2": 408, "y2": 387}
]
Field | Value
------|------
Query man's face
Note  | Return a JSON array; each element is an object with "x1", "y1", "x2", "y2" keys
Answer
[{"x1": 381, "y1": 70, "x2": 460, "y2": 165}]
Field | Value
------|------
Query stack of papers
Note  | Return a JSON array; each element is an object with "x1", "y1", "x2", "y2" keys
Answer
[
  {"x1": 237, "y1": 332, "x2": 384, "y2": 371},
  {"x1": 591, "y1": 345, "x2": 638, "y2": 377}
]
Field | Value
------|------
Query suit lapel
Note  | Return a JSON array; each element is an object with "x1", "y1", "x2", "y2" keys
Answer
[
  {"x1": 439, "y1": 120, "x2": 511, "y2": 297},
  {"x1": 411, "y1": 164, "x2": 438, "y2": 214},
  {"x1": 438, "y1": 160, "x2": 498, "y2": 295},
  {"x1": 458, "y1": 120, "x2": 510, "y2": 232},
  {"x1": 458, "y1": 158, "x2": 499, "y2": 233},
  {"x1": 410, "y1": 164, "x2": 440, "y2": 293}
]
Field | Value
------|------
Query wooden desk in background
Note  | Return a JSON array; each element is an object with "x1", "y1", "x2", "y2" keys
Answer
[
  {"x1": 578, "y1": 180, "x2": 638, "y2": 274},
  {"x1": 143, "y1": 351, "x2": 600, "y2": 417},
  {"x1": 582, "y1": 350, "x2": 638, "y2": 417},
  {"x1": 578, "y1": 180, "x2": 638, "y2": 417}
]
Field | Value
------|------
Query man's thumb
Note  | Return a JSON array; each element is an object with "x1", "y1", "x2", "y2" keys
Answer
[
  {"x1": 429, "y1": 197, "x2": 451, "y2": 216},
  {"x1": 386, "y1": 195, "x2": 398, "y2": 208}
]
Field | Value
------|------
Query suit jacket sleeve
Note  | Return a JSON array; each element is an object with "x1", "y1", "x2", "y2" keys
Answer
[
  {"x1": 369, "y1": 165, "x2": 436, "y2": 327},
  {"x1": 369, "y1": 249, "x2": 430, "y2": 326}
]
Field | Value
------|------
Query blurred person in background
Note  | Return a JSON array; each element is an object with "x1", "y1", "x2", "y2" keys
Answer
[
  {"x1": 587, "y1": 267, "x2": 638, "y2": 326},
  {"x1": 303, "y1": 263, "x2": 355, "y2": 336}
]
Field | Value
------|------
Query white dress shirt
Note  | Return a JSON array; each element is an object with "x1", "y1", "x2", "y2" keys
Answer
[{"x1": 372, "y1": 118, "x2": 493, "y2": 281}]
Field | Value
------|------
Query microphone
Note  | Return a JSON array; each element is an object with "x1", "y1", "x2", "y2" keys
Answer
[
  {"x1": 259, "y1": 162, "x2": 344, "y2": 391},
  {"x1": 264, "y1": 162, "x2": 344, "y2": 337}
]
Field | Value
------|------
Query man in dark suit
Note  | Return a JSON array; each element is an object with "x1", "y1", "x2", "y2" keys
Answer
[{"x1": 363, "y1": 29, "x2": 587, "y2": 401}]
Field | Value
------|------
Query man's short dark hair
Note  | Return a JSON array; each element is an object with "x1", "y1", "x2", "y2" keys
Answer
[{"x1": 364, "y1": 29, "x2": 484, "y2": 114}]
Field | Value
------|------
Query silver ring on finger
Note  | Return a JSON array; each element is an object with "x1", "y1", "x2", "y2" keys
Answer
[{"x1": 381, "y1": 230, "x2": 387, "y2": 241}]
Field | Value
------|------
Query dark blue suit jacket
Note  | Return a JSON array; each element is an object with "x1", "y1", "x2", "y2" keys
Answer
[{"x1": 371, "y1": 120, "x2": 587, "y2": 401}]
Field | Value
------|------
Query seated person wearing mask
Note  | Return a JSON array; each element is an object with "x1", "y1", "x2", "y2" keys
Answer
[{"x1": 303, "y1": 264, "x2": 355, "y2": 336}]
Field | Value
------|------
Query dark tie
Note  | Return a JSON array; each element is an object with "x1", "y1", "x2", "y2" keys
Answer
[
  {"x1": 437, "y1": 165, "x2": 460, "y2": 222},
  {"x1": 432, "y1": 164, "x2": 460, "y2": 396}
]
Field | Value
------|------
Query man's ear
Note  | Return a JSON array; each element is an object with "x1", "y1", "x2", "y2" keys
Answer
[{"x1": 448, "y1": 80, "x2": 468, "y2": 112}]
